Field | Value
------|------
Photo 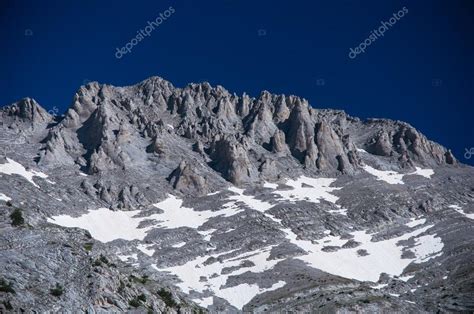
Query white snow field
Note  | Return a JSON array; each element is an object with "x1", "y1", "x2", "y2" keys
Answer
[
  {"x1": 449, "y1": 204, "x2": 474, "y2": 220},
  {"x1": 47, "y1": 176, "x2": 445, "y2": 309},
  {"x1": 363, "y1": 165, "x2": 434, "y2": 184},
  {"x1": 273, "y1": 176, "x2": 341, "y2": 204},
  {"x1": 171, "y1": 242, "x2": 187, "y2": 248},
  {"x1": 153, "y1": 246, "x2": 287, "y2": 310},
  {"x1": 0, "y1": 158, "x2": 51, "y2": 188},
  {"x1": 47, "y1": 208, "x2": 148, "y2": 242},
  {"x1": 406, "y1": 217, "x2": 426, "y2": 228},
  {"x1": 151, "y1": 180, "x2": 443, "y2": 308},
  {"x1": 263, "y1": 182, "x2": 278, "y2": 189},
  {"x1": 0, "y1": 193, "x2": 11, "y2": 202},
  {"x1": 48, "y1": 193, "x2": 245, "y2": 243}
]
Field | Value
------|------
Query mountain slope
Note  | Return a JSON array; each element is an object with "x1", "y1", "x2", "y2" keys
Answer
[{"x1": 0, "y1": 77, "x2": 472, "y2": 313}]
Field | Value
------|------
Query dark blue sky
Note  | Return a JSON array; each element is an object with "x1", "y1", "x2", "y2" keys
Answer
[{"x1": 1, "y1": 0, "x2": 473, "y2": 164}]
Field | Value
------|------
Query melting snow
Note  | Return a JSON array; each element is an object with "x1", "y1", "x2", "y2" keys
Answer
[
  {"x1": 406, "y1": 218, "x2": 426, "y2": 228},
  {"x1": 171, "y1": 242, "x2": 187, "y2": 248},
  {"x1": 153, "y1": 246, "x2": 286, "y2": 310},
  {"x1": 411, "y1": 234, "x2": 444, "y2": 263},
  {"x1": 273, "y1": 176, "x2": 341, "y2": 204},
  {"x1": 47, "y1": 208, "x2": 149, "y2": 242},
  {"x1": 117, "y1": 253, "x2": 138, "y2": 262},
  {"x1": 411, "y1": 167, "x2": 434, "y2": 179},
  {"x1": 398, "y1": 274, "x2": 415, "y2": 282},
  {"x1": 363, "y1": 165, "x2": 434, "y2": 185},
  {"x1": 0, "y1": 158, "x2": 50, "y2": 188},
  {"x1": 449, "y1": 204, "x2": 474, "y2": 220},
  {"x1": 199, "y1": 228, "x2": 217, "y2": 241},
  {"x1": 263, "y1": 182, "x2": 278, "y2": 189},
  {"x1": 371, "y1": 283, "x2": 388, "y2": 289},
  {"x1": 48, "y1": 177, "x2": 445, "y2": 310},
  {"x1": 137, "y1": 243, "x2": 155, "y2": 256},
  {"x1": 48, "y1": 194, "x2": 244, "y2": 243},
  {"x1": 0, "y1": 193, "x2": 11, "y2": 202},
  {"x1": 153, "y1": 194, "x2": 244, "y2": 229}
]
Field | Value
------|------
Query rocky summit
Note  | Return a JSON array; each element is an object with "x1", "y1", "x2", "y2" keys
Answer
[{"x1": 0, "y1": 76, "x2": 473, "y2": 313}]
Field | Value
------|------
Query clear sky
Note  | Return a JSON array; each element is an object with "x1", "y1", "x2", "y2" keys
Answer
[{"x1": 0, "y1": 0, "x2": 473, "y2": 164}]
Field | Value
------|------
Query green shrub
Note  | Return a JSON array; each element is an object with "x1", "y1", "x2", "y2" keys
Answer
[
  {"x1": 118, "y1": 280, "x2": 125, "y2": 294},
  {"x1": 10, "y1": 208, "x2": 24, "y2": 226},
  {"x1": 50, "y1": 283, "x2": 64, "y2": 297},
  {"x1": 129, "y1": 274, "x2": 148, "y2": 284},
  {"x1": 92, "y1": 259, "x2": 102, "y2": 267},
  {"x1": 157, "y1": 288, "x2": 177, "y2": 308},
  {"x1": 128, "y1": 293, "x2": 147, "y2": 308},
  {"x1": 99, "y1": 255, "x2": 109, "y2": 265},
  {"x1": 0, "y1": 278, "x2": 15, "y2": 294},
  {"x1": 83, "y1": 242, "x2": 93, "y2": 251},
  {"x1": 129, "y1": 297, "x2": 141, "y2": 308},
  {"x1": 93, "y1": 255, "x2": 110, "y2": 267},
  {"x1": 2, "y1": 300, "x2": 12, "y2": 310}
]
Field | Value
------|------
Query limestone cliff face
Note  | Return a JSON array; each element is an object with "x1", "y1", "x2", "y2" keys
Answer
[
  {"x1": 2, "y1": 97, "x2": 52, "y2": 124},
  {"x1": 1, "y1": 76, "x2": 456, "y2": 196}
]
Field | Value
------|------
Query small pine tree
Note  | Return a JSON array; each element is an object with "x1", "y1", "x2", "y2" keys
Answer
[
  {"x1": 50, "y1": 283, "x2": 64, "y2": 297},
  {"x1": 157, "y1": 288, "x2": 177, "y2": 308},
  {"x1": 0, "y1": 278, "x2": 15, "y2": 294},
  {"x1": 10, "y1": 208, "x2": 24, "y2": 226}
]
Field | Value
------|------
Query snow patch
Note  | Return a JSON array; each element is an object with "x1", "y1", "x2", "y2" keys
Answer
[
  {"x1": 274, "y1": 176, "x2": 341, "y2": 204},
  {"x1": 363, "y1": 165, "x2": 434, "y2": 185},
  {"x1": 0, "y1": 158, "x2": 50, "y2": 188},
  {"x1": 449, "y1": 204, "x2": 474, "y2": 220},
  {"x1": 406, "y1": 218, "x2": 426, "y2": 228},
  {"x1": 411, "y1": 234, "x2": 444, "y2": 263},
  {"x1": 48, "y1": 208, "x2": 150, "y2": 242},
  {"x1": 371, "y1": 283, "x2": 388, "y2": 290},
  {"x1": 263, "y1": 182, "x2": 278, "y2": 189},
  {"x1": 117, "y1": 253, "x2": 138, "y2": 262},
  {"x1": 48, "y1": 194, "x2": 244, "y2": 243},
  {"x1": 0, "y1": 193, "x2": 11, "y2": 202},
  {"x1": 410, "y1": 167, "x2": 434, "y2": 179},
  {"x1": 398, "y1": 274, "x2": 415, "y2": 282},
  {"x1": 153, "y1": 194, "x2": 244, "y2": 230},
  {"x1": 171, "y1": 242, "x2": 187, "y2": 248},
  {"x1": 137, "y1": 244, "x2": 155, "y2": 256},
  {"x1": 153, "y1": 246, "x2": 286, "y2": 310}
]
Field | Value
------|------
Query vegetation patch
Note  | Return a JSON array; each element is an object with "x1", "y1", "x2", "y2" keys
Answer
[
  {"x1": 0, "y1": 278, "x2": 15, "y2": 294},
  {"x1": 50, "y1": 283, "x2": 64, "y2": 297},
  {"x1": 157, "y1": 288, "x2": 178, "y2": 308},
  {"x1": 83, "y1": 242, "x2": 94, "y2": 251},
  {"x1": 10, "y1": 208, "x2": 24, "y2": 226}
]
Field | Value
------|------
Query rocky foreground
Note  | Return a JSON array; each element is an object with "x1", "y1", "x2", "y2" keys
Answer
[{"x1": 0, "y1": 77, "x2": 473, "y2": 313}]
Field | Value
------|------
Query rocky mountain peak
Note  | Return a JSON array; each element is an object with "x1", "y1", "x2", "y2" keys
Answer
[
  {"x1": 1, "y1": 97, "x2": 52, "y2": 124},
  {"x1": 2, "y1": 76, "x2": 457, "y2": 195}
]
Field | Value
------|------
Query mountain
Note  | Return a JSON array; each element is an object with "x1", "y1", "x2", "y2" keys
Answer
[{"x1": 0, "y1": 77, "x2": 473, "y2": 313}]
